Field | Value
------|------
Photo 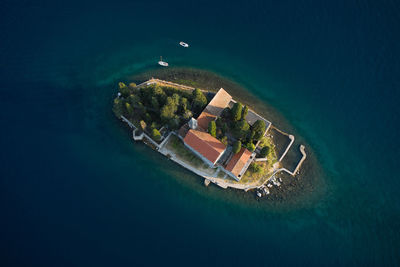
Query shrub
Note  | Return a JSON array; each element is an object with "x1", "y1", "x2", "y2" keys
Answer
[
  {"x1": 249, "y1": 163, "x2": 261, "y2": 173},
  {"x1": 258, "y1": 136, "x2": 268, "y2": 147},
  {"x1": 260, "y1": 146, "x2": 269, "y2": 158},
  {"x1": 208, "y1": 121, "x2": 217, "y2": 137},
  {"x1": 246, "y1": 142, "x2": 255, "y2": 152},
  {"x1": 220, "y1": 136, "x2": 228, "y2": 146},
  {"x1": 152, "y1": 128, "x2": 161, "y2": 142},
  {"x1": 233, "y1": 140, "x2": 242, "y2": 154}
]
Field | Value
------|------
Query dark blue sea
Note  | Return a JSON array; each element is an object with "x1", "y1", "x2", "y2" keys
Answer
[{"x1": 1, "y1": 0, "x2": 400, "y2": 266}]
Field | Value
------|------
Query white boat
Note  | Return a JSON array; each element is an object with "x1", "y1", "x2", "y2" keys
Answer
[
  {"x1": 158, "y1": 56, "x2": 169, "y2": 67},
  {"x1": 179, "y1": 41, "x2": 189, "y2": 48},
  {"x1": 263, "y1": 187, "x2": 270, "y2": 195}
]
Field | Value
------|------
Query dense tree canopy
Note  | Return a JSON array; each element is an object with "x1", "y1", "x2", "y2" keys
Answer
[
  {"x1": 179, "y1": 97, "x2": 189, "y2": 112},
  {"x1": 151, "y1": 96, "x2": 159, "y2": 110},
  {"x1": 252, "y1": 120, "x2": 266, "y2": 140},
  {"x1": 192, "y1": 89, "x2": 207, "y2": 112},
  {"x1": 125, "y1": 102, "x2": 133, "y2": 115},
  {"x1": 252, "y1": 120, "x2": 266, "y2": 133},
  {"x1": 112, "y1": 98, "x2": 124, "y2": 117},
  {"x1": 234, "y1": 120, "x2": 250, "y2": 140},
  {"x1": 152, "y1": 86, "x2": 167, "y2": 105},
  {"x1": 231, "y1": 102, "x2": 243, "y2": 121},
  {"x1": 233, "y1": 140, "x2": 242, "y2": 154}
]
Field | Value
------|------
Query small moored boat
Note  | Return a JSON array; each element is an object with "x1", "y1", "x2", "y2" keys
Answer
[
  {"x1": 179, "y1": 41, "x2": 189, "y2": 48},
  {"x1": 158, "y1": 56, "x2": 169, "y2": 67}
]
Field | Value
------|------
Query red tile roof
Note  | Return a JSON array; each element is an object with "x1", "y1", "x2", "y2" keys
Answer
[
  {"x1": 197, "y1": 88, "x2": 232, "y2": 130},
  {"x1": 183, "y1": 129, "x2": 226, "y2": 164},
  {"x1": 225, "y1": 147, "x2": 252, "y2": 177}
]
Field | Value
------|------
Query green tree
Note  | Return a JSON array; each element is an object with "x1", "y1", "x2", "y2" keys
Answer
[
  {"x1": 152, "y1": 128, "x2": 161, "y2": 142},
  {"x1": 246, "y1": 142, "x2": 256, "y2": 152},
  {"x1": 125, "y1": 102, "x2": 133, "y2": 115},
  {"x1": 221, "y1": 123, "x2": 228, "y2": 134},
  {"x1": 234, "y1": 120, "x2": 250, "y2": 140},
  {"x1": 231, "y1": 102, "x2": 243, "y2": 121},
  {"x1": 144, "y1": 113, "x2": 152, "y2": 123},
  {"x1": 172, "y1": 93, "x2": 180, "y2": 106},
  {"x1": 242, "y1": 105, "x2": 249, "y2": 119},
  {"x1": 252, "y1": 120, "x2": 266, "y2": 140},
  {"x1": 140, "y1": 120, "x2": 147, "y2": 130},
  {"x1": 220, "y1": 136, "x2": 228, "y2": 146},
  {"x1": 151, "y1": 96, "x2": 159, "y2": 109},
  {"x1": 252, "y1": 120, "x2": 266, "y2": 133},
  {"x1": 128, "y1": 94, "x2": 142, "y2": 107},
  {"x1": 168, "y1": 115, "x2": 180, "y2": 130},
  {"x1": 260, "y1": 146, "x2": 269, "y2": 158},
  {"x1": 118, "y1": 82, "x2": 127, "y2": 89},
  {"x1": 179, "y1": 97, "x2": 189, "y2": 113},
  {"x1": 153, "y1": 86, "x2": 167, "y2": 105},
  {"x1": 183, "y1": 110, "x2": 193, "y2": 120},
  {"x1": 112, "y1": 98, "x2": 125, "y2": 118},
  {"x1": 192, "y1": 89, "x2": 207, "y2": 112},
  {"x1": 161, "y1": 104, "x2": 175, "y2": 123},
  {"x1": 233, "y1": 140, "x2": 242, "y2": 154},
  {"x1": 119, "y1": 82, "x2": 132, "y2": 98},
  {"x1": 208, "y1": 121, "x2": 217, "y2": 137}
]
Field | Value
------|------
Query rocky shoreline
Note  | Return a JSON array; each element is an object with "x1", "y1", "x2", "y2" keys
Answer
[{"x1": 126, "y1": 67, "x2": 325, "y2": 204}]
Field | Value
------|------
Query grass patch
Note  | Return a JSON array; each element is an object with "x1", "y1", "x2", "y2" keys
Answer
[
  {"x1": 166, "y1": 135, "x2": 206, "y2": 168},
  {"x1": 241, "y1": 162, "x2": 268, "y2": 184},
  {"x1": 217, "y1": 170, "x2": 226, "y2": 178}
]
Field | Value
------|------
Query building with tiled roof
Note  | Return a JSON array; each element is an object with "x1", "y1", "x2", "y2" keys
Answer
[
  {"x1": 225, "y1": 147, "x2": 253, "y2": 180},
  {"x1": 183, "y1": 129, "x2": 226, "y2": 166},
  {"x1": 197, "y1": 88, "x2": 232, "y2": 130}
]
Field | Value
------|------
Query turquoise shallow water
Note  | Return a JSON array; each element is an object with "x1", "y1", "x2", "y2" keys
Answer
[{"x1": 1, "y1": 0, "x2": 400, "y2": 266}]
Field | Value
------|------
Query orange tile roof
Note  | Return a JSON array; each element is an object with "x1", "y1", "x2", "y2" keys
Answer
[
  {"x1": 197, "y1": 88, "x2": 232, "y2": 130},
  {"x1": 183, "y1": 129, "x2": 226, "y2": 164},
  {"x1": 225, "y1": 147, "x2": 252, "y2": 177}
]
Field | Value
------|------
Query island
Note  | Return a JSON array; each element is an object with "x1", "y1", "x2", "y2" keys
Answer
[{"x1": 113, "y1": 78, "x2": 306, "y2": 197}]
